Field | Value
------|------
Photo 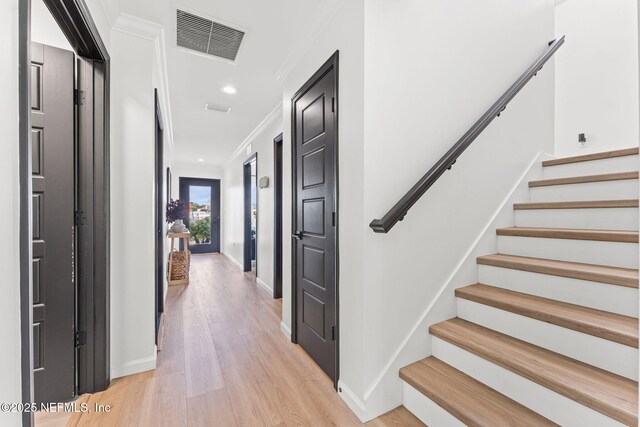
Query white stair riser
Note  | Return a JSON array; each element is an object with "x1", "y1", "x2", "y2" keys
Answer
[
  {"x1": 514, "y1": 208, "x2": 639, "y2": 231},
  {"x1": 456, "y1": 299, "x2": 638, "y2": 380},
  {"x1": 497, "y1": 236, "x2": 638, "y2": 269},
  {"x1": 432, "y1": 337, "x2": 625, "y2": 427},
  {"x1": 542, "y1": 155, "x2": 639, "y2": 179},
  {"x1": 529, "y1": 179, "x2": 639, "y2": 202},
  {"x1": 478, "y1": 265, "x2": 639, "y2": 317},
  {"x1": 403, "y1": 382, "x2": 465, "y2": 427}
]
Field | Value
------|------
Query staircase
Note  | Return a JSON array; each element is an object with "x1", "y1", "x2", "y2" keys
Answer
[{"x1": 400, "y1": 147, "x2": 640, "y2": 426}]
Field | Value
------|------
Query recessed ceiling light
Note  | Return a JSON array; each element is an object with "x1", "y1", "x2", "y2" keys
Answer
[
  {"x1": 197, "y1": 158, "x2": 205, "y2": 162},
  {"x1": 222, "y1": 85, "x2": 237, "y2": 94}
]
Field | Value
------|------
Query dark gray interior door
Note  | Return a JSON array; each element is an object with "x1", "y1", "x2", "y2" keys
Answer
[
  {"x1": 31, "y1": 42, "x2": 76, "y2": 403},
  {"x1": 292, "y1": 55, "x2": 338, "y2": 382}
]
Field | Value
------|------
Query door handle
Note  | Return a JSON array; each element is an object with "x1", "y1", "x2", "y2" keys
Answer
[{"x1": 292, "y1": 231, "x2": 303, "y2": 240}]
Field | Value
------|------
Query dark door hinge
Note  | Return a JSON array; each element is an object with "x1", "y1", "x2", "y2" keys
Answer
[
  {"x1": 74, "y1": 330, "x2": 86, "y2": 347},
  {"x1": 331, "y1": 325, "x2": 336, "y2": 341},
  {"x1": 331, "y1": 97, "x2": 335, "y2": 113},
  {"x1": 74, "y1": 89, "x2": 85, "y2": 106},
  {"x1": 332, "y1": 212, "x2": 336, "y2": 226},
  {"x1": 75, "y1": 210, "x2": 86, "y2": 226}
]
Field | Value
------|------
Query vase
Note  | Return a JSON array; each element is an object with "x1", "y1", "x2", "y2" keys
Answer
[{"x1": 171, "y1": 219, "x2": 185, "y2": 233}]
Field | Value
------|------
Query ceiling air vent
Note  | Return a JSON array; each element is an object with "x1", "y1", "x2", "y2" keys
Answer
[
  {"x1": 204, "y1": 103, "x2": 231, "y2": 113},
  {"x1": 176, "y1": 9, "x2": 245, "y2": 61}
]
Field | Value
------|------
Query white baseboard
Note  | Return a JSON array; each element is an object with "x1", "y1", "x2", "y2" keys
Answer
[
  {"x1": 257, "y1": 277, "x2": 273, "y2": 295},
  {"x1": 221, "y1": 251, "x2": 243, "y2": 270},
  {"x1": 279, "y1": 321, "x2": 291, "y2": 340},
  {"x1": 111, "y1": 353, "x2": 157, "y2": 379},
  {"x1": 338, "y1": 380, "x2": 367, "y2": 422}
]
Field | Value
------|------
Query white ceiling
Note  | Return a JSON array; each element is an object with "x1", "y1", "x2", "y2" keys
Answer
[{"x1": 117, "y1": 0, "x2": 324, "y2": 167}]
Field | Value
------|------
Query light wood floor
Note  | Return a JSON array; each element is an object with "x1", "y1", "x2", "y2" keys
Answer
[{"x1": 37, "y1": 253, "x2": 423, "y2": 427}]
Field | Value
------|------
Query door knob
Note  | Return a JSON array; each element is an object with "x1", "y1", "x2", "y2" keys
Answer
[{"x1": 292, "y1": 231, "x2": 303, "y2": 240}]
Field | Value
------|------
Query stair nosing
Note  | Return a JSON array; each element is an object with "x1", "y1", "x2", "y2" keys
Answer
[
  {"x1": 495, "y1": 227, "x2": 639, "y2": 243},
  {"x1": 455, "y1": 283, "x2": 639, "y2": 347},
  {"x1": 400, "y1": 356, "x2": 558, "y2": 426},
  {"x1": 477, "y1": 254, "x2": 639, "y2": 288},
  {"x1": 529, "y1": 171, "x2": 639, "y2": 188},
  {"x1": 513, "y1": 199, "x2": 639, "y2": 210},
  {"x1": 430, "y1": 318, "x2": 639, "y2": 426},
  {"x1": 542, "y1": 147, "x2": 639, "y2": 167}
]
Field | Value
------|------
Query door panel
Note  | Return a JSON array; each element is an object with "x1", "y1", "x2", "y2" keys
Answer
[
  {"x1": 293, "y1": 55, "x2": 338, "y2": 382},
  {"x1": 179, "y1": 178, "x2": 221, "y2": 254},
  {"x1": 31, "y1": 42, "x2": 76, "y2": 403}
]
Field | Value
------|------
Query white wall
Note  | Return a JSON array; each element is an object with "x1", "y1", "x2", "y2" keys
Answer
[
  {"x1": 555, "y1": 0, "x2": 639, "y2": 155},
  {"x1": 360, "y1": 0, "x2": 555, "y2": 419},
  {"x1": 31, "y1": 0, "x2": 72, "y2": 50},
  {"x1": 221, "y1": 112, "x2": 282, "y2": 291},
  {"x1": 281, "y1": 0, "x2": 366, "y2": 409},
  {"x1": 108, "y1": 13, "x2": 176, "y2": 380},
  {"x1": 109, "y1": 28, "x2": 158, "y2": 378},
  {"x1": 0, "y1": 0, "x2": 24, "y2": 425}
]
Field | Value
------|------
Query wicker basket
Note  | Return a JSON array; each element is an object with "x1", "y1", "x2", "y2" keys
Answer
[{"x1": 168, "y1": 249, "x2": 190, "y2": 282}]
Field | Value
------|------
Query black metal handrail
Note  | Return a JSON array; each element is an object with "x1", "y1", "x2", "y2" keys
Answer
[{"x1": 369, "y1": 36, "x2": 565, "y2": 233}]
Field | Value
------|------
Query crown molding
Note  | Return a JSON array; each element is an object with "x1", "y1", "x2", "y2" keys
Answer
[
  {"x1": 228, "y1": 102, "x2": 283, "y2": 161},
  {"x1": 113, "y1": 13, "x2": 163, "y2": 40},
  {"x1": 95, "y1": 0, "x2": 117, "y2": 28},
  {"x1": 274, "y1": 0, "x2": 348, "y2": 82},
  {"x1": 112, "y1": 14, "x2": 175, "y2": 153}
]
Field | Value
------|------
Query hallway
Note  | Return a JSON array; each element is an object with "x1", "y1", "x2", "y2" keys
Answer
[{"x1": 41, "y1": 254, "x2": 421, "y2": 426}]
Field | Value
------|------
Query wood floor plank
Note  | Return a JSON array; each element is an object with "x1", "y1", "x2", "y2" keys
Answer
[
  {"x1": 456, "y1": 284, "x2": 639, "y2": 347},
  {"x1": 37, "y1": 254, "x2": 382, "y2": 427},
  {"x1": 137, "y1": 373, "x2": 188, "y2": 427},
  {"x1": 186, "y1": 389, "x2": 238, "y2": 427},
  {"x1": 542, "y1": 147, "x2": 639, "y2": 167},
  {"x1": 477, "y1": 253, "x2": 639, "y2": 287},
  {"x1": 75, "y1": 371, "x2": 154, "y2": 427},
  {"x1": 430, "y1": 318, "x2": 639, "y2": 426},
  {"x1": 365, "y1": 406, "x2": 425, "y2": 427}
]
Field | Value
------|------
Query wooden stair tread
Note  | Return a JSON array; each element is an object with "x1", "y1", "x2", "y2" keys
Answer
[
  {"x1": 477, "y1": 254, "x2": 639, "y2": 288},
  {"x1": 400, "y1": 357, "x2": 557, "y2": 427},
  {"x1": 456, "y1": 284, "x2": 639, "y2": 347},
  {"x1": 529, "y1": 171, "x2": 638, "y2": 188},
  {"x1": 542, "y1": 147, "x2": 639, "y2": 167},
  {"x1": 430, "y1": 318, "x2": 639, "y2": 426},
  {"x1": 496, "y1": 227, "x2": 639, "y2": 243},
  {"x1": 514, "y1": 199, "x2": 639, "y2": 210}
]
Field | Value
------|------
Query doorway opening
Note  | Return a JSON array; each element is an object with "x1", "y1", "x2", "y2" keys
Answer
[
  {"x1": 154, "y1": 89, "x2": 164, "y2": 343},
  {"x1": 20, "y1": 0, "x2": 111, "y2": 419},
  {"x1": 179, "y1": 177, "x2": 221, "y2": 254},
  {"x1": 273, "y1": 134, "x2": 283, "y2": 299},
  {"x1": 243, "y1": 154, "x2": 258, "y2": 275}
]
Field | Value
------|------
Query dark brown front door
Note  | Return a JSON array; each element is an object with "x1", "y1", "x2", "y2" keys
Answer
[
  {"x1": 31, "y1": 42, "x2": 76, "y2": 403},
  {"x1": 292, "y1": 52, "x2": 338, "y2": 383}
]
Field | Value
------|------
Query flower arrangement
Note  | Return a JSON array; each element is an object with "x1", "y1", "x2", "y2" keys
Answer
[{"x1": 166, "y1": 199, "x2": 186, "y2": 224}]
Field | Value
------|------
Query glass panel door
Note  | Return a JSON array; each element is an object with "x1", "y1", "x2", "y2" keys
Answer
[
  {"x1": 179, "y1": 178, "x2": 221, "y2": 254},
  {"x1": 188, "y1": 185, "x2": 212, "y2": 246}
]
